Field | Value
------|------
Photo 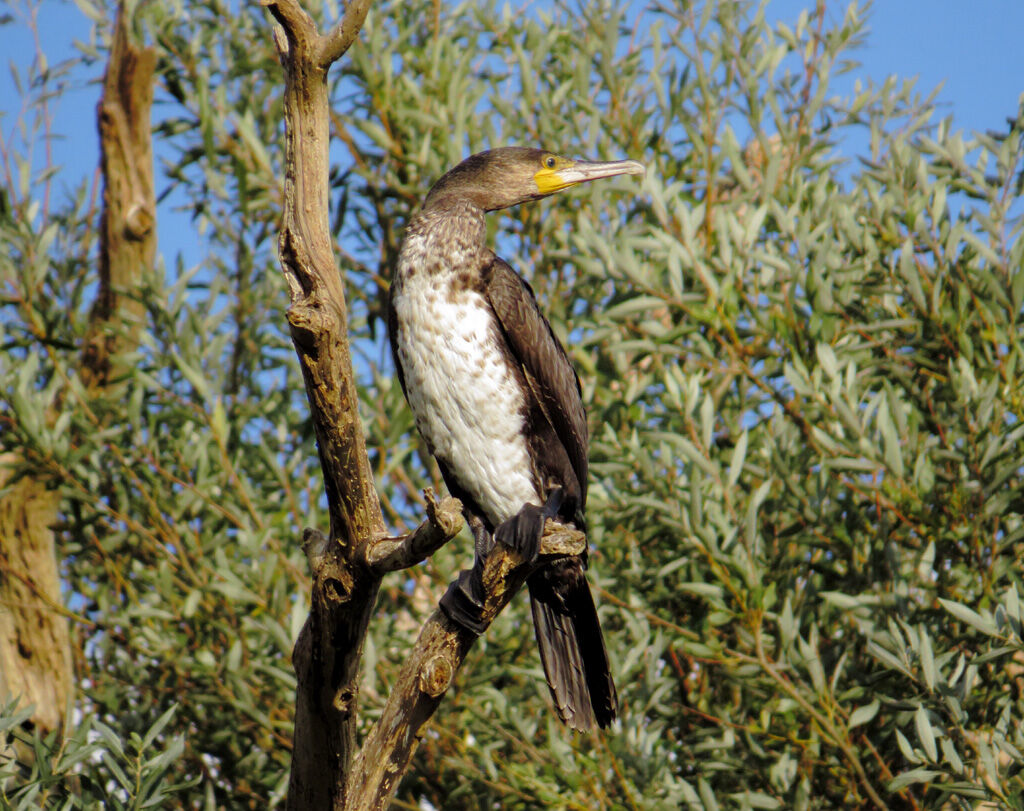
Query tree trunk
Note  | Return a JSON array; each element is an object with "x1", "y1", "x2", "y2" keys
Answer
[
  {"x1": 0, "y1": 3, "x2": 155, "y2": 747},
  {"x1": 264, "y1": 4, "x2": 592, "y2": 809},
  {"x1": 0, "y1": 459, "x2": 70, "y2": 736},
  {"x1": 82, "y1": 3, "x2": 157, "y2": 389}
]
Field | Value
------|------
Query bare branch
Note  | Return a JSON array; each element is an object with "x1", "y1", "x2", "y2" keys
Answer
[
  {"x1": 267, "y1": 1, "x2": 387, "y2": 807},
  {"x1": 365, "y1": 491, "x2": 464, "y2": 574},
  {"x1": 265, "y1": 2, "x2": 587, "y2": 808},
  {"x1": 318, "y1": 0, "x2": 374, "y2": 67},
  {"x1": 263, "y1": 0, "x2": 372, "y2": 69},
  {"x1": 344, "y1": 522, "x2": 586, "y2": 811},
  {"x1": 81, "y1": 5, "x2": 157, "y2": 389},
  {"x1": 261, "y1": 0, "x2": 317, "y2": 60}
]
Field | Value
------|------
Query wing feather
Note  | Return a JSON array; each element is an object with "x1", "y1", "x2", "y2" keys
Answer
[{"x1": 482, "y1": 257, "x2": 588, "y2": 510}]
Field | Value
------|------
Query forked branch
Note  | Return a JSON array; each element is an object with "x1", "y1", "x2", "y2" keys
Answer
[
  {"x1": 264, "y1": 1, "x2": 562, "y2": 809},
  {"x1": 346, "y1": 523, "x2": 586, "y2": 811},
  {"x1": 365, "y1": 490, "x2": 464, "y2": 575}
]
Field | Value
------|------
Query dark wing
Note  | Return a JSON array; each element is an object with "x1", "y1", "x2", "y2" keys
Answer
[
  {"x1": 386, "y1": 286, "x2": 408, "y2": 402},
  {"x1": 483, "y1": 256, "x2": 589, "y2": 513}
]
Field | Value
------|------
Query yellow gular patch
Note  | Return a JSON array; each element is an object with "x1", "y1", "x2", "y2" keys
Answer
[{"x1": 533, "y1": 158, "x2": 575, "y2": 195}]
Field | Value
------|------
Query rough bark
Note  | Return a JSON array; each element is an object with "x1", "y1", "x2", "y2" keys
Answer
[
  {"x1": 0, "y1": 457, "x2": 70, "y2": 737},
  {"x1": 265, "y1": 2, "x2": 588, "y2": 809},
  {"x1": 345, "y1": 525, "x2": 586, "y2": 811},
  {"x1": 0, "y1": 4, "x2": 155, "y2": 746},
  {"x1": 264, "y1": 1, "x2": 387, "y2": 807},
  {"x1": 82, "y1": 6, "x2": 157, "y2": 389}
]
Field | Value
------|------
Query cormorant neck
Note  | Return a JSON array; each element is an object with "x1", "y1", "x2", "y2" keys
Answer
[
  {"x1": 401, "y1": 198, "x2": 489, "y2": 275},
  {"x1": 421, "y1": 191, "x2": 488, "y2": 215}
]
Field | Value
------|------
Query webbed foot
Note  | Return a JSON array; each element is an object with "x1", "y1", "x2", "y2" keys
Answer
[
  {"x1": 493, "y1": 487, "x2": 565, "y2": 563},
  {"x1": 439, "y1": 566, "x2": 489, "y2": 635}
]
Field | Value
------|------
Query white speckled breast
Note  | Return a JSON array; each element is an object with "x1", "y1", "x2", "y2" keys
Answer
[{"x1": 393, "y1": 208, "x2": 542, "y2": 525}]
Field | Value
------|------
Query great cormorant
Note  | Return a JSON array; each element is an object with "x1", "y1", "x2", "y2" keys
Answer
[{"x1": 389, "y1": 146, "x2": 644, "y2": 730}]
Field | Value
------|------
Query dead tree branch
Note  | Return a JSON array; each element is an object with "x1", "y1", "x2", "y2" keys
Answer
[
  {"x1": 345, "y1": 525, "x2": 585, "y2": 811},
  {"x1": 263, "y1": 1, "x2": 388, "y2": 807},
  {"x1": 365, "y1": 490, "x2": 464, "y2": 575},
  {"x1": 264, "y1": 1, "x2": 572, "y2": 808},
  {"x1": 1, "y1": 5, "x2": 155, "y2": 758},
  {"x1": 82, "y1": 5, "x2": 156, "y2": 389}
]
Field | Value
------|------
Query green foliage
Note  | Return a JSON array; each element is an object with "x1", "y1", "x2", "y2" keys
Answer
[
  {"x1": 0, "y1": 701, "x2": 193, "y2": 808},
  {"x1": 2, "y1": 0, "x2": 1023, "y2": 808}
]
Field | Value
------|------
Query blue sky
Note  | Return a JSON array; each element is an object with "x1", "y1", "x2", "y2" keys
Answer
[
  {"x1": 2, "y1": 0, "x2": 1023, "y2": 267},
  {"x1": 773, "y1": 0, "x2": 1024, "y2": 137}
]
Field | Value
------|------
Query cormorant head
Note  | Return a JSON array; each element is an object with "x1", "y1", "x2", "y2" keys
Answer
[{"x1": 422, "y1": 147, "x2": 645, "y2": 213}]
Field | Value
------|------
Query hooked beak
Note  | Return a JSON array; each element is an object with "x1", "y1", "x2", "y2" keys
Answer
[
  {"x1": 535, "y1": 158, "x2": 646, "y2": 195},
  {"x1": 558, "y1": 158, "x2": 646, "y2": 185}
]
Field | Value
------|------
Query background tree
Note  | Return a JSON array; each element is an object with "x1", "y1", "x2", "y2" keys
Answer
[{"x1": 2, "y1": 0, "x2": 1023, "y2": 809}]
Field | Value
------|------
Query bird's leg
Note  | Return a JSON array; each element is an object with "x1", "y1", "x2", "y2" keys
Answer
[
  {"x1": 469, "y1": 511, "x2": 495, "y2": 560},
  {"x1": 439, "y1": 514, "x2": 493, "y2": 635},
  {"x1": 439, "y1": 489, "x2": 565, "y2": 635}
]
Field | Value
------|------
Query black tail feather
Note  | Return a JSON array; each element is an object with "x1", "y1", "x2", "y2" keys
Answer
[{"x1": 528, "y1": 559, "x2": 617, "y2": 731}]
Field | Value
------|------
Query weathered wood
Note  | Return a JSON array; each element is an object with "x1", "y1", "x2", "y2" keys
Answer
[
  {"x1": 365, "y1": 491, "x2": 464, "y2": 574},
  {"x1": 0, "y1": 457, "x2": 70, "y2": 738},
  {"x1": 265, "y1": 2, "x2": 586, "y2": 808},
  {"x1": 0, "y1": 6, "x2": 155, "y2": 756},
  {"x1": 263, "y1": 1, "x2": 385, "y2": 808},
  {"x1": 345, "y1": 523, "x2": 586, "y2": 811},
  {"x1": 81, "y1": 6, "x2": 157, "y2": 388}
]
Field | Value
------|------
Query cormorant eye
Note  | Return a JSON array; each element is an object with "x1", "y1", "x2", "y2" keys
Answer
[{"x1": 544, "y1": 156, "x2": 557, "y2": 169}]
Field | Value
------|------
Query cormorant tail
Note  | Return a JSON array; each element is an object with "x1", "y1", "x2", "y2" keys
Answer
[{"x1": 527, "y1": 560, "x2": 617, "y2": 731}]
